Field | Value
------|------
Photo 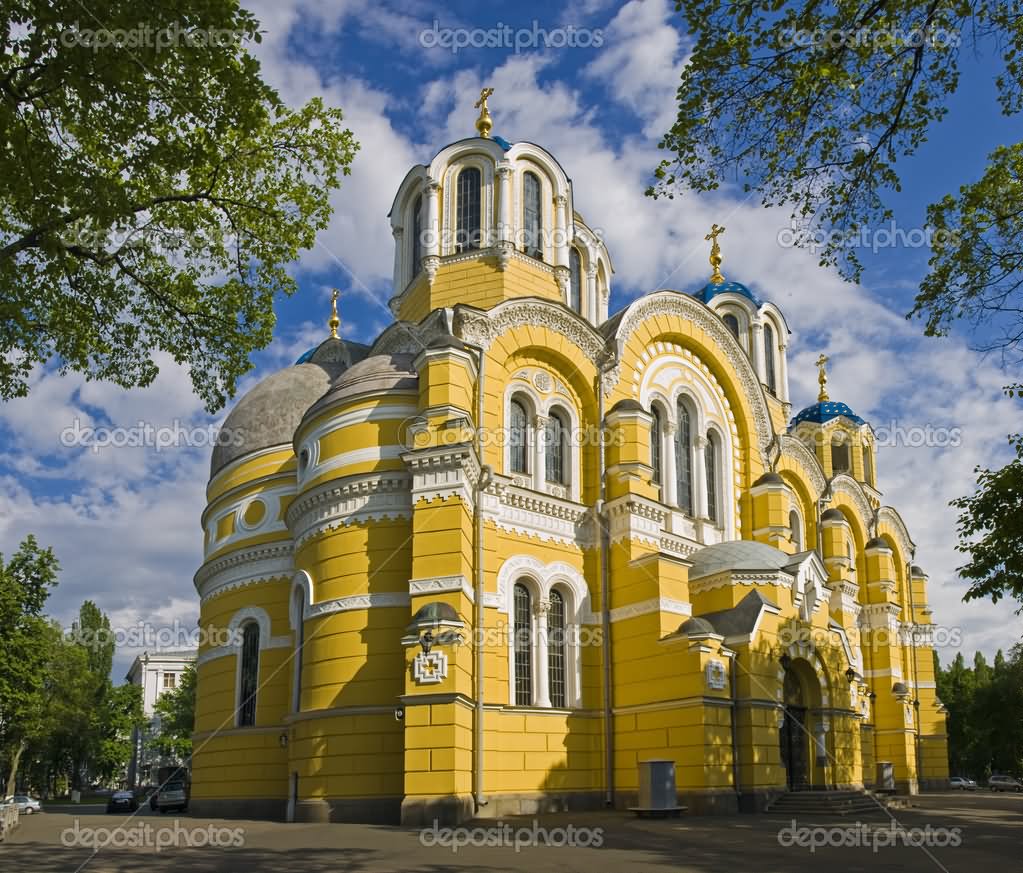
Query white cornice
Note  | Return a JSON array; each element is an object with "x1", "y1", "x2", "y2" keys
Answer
[{"x1": 194, "y1": 543, "x2": 294, "y2": 603}]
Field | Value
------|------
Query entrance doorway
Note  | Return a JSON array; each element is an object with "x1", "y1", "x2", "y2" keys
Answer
[{"x1": 780, "y1": 665, "x2": 810, "y2": 790}]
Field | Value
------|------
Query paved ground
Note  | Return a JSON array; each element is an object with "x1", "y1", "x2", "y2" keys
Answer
[{"x1": 4, "y1": 791, "x2": 1020, "y2": 872}]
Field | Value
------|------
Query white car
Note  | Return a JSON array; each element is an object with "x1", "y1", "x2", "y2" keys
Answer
[
  {"x1": 949, "y1": 776, "x2": 977, "y2": 791},
  {"x1": 12, "y1": 795, "x2": 42, "y2": 814}
]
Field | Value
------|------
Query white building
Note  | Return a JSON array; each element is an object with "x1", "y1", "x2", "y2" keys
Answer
[{"x1": 126, "y1": 649, "x2": 196, "y2": 787}]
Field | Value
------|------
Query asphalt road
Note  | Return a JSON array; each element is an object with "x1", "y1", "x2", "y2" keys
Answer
[{"x1": 3, "y1": 791, "x2": 1020, "y2": 872}]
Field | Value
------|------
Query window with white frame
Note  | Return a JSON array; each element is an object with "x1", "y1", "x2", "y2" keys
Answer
[
  {"x1": 509, "y1": 397, "x2": 529, "y2": 474},
  {"x1": 790, "y1": 509, "x2": 803, "y2": 551},
  {"x1": 548, "y1": 588, "x2": 567, "y2": 708},
  {"x1": 410, "y1": 193, "x2": 423, "y2": 277},
  {"x1": 704, "y1": 431, "x2": 719, "y2": 524},
  {"x1": 513, "y1": 583, "x2": 532, "y2": 706},
  {"x1": 650, "y1": 406, "x2": 663, "y2": 488},
  {"x1": 237, "y1": 621, "x2": 260, "y2": 727},
  {"x1": 292, "y1": 587, "x2": 305, "y2": 713},
  {"x1": 763, "y1": 322, "x2": 778, "y2": 394},
  {"x1": 545, "y1": 408, "x2": 568, "y2": 485},
  {"x1": 723, "y1": 313, "x2": 740, "y2": 339},
  {"x1": 522, "y1": 171, "x2": 543, "y2": 259},
  {"x1": 456, "y1": 167, "x2": 482, "y2": 252},
  {"x1": 676, "y1": 399, "x2": 694, "y2": 515},
  {"x1": 569, "y1": 248, "x2": 582, "y2": 312}
]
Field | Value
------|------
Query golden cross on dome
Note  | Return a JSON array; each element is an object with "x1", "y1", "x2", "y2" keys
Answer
[
  {"x1": 705, "y1": 224, "x2": 726, "y2": 284},
  {"x1": 474, "y1": 87, "x2": 494, "y2": 138},
  {"x1": 329, "y1": 289, "x2": 341, "y2": 339},
  {"x1": 816, "y1": 353, "x2": 830, "y2": 402}
]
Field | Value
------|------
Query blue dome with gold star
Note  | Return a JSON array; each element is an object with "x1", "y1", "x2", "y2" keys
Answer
[
  {"x1": 789, "y1": 400, "x2": 865, "y2": 428},
  {"x1": 694, "y1": 280, "x2": 763, "y2": 308}
]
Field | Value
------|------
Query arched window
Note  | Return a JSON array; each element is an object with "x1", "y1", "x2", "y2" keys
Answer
[
  {"x1": 456, "y1": 167, "x2": 481, "y2": 252},
  {"x1": 410, "y1": 193, "x2": 423, "y2": 277},
  {"x1": 513, "y1": 583, "x2": 532, "y2": 705},
  {"x1": 790, "y1": 509, "x2": 802, "y2": 551},
  {"x1": 545, "y1": 409, "x2": 567, "y2": 484},
  {"x1": 569, "y1": 248, "x2": 582, "y2": 312},
  {"x1": 676, "y1": 401, "x2": 693, "y2": 514},
  {"x1": 831, "y1": 435, "x2": 850, "y2": 474},
  {"x1": 650, "y1": 407, "x2": 662, "y2": 486},
  {"x1": 237, "y1": 622, "x2": 260, "y2": 727},
  {"x1": 292, "y1": 590, "x2": 304, "y2": 713},
  {"x1": 862, "y1": 446, "x2": 874, "y2": 485},
  {"x1": 548, "y1": 589, "x2": 566, "y2": 708},
  {"x1": 764, "y1": 323, "x2": 777, "y2": 394},
  {"x1": 704, "y1": 432, "x2": 718, "y2": 524},
  {"x1": 509, "y1": 398, "x2": 529, "y2": 474},
  {"x1": 723, "y1": 313, "x2": 740, "y2": 339},
  {"x1": 523, "y1": 171, "x2": 543, "y2": 259}
]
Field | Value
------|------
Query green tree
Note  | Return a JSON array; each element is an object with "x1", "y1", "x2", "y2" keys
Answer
[
  {"x1": 652, "y1": 0, "x2": 1023, "y2": 608},
  {"x1": 0, "y1": 535, "x2": 59, "y2": 795},
  {"x1": 1, "y1": 1, "x2": 358, "y2": 411},
  {"x1": 150, "y1": 662, "x2": 196, "y2": 761}
]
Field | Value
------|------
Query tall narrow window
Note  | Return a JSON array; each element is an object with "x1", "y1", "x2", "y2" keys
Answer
[
  {"x1": 723, "y1": 313, "x2": 740, "y2": 339},
  {"x1": 650, "y1": 407, "x2": 662, "y2": 486},
  {"x1": 510, "y1": 398, "x2": 528, "y2": 474},
  {"x1": 545, "y1": 409, "x2": 567, "y2": 484},
  {"x1": 862, "y1": 446, "x2": 874, "y2": 485},
  {"x1": 831, "y1": 435, "x2": 850, "y2": 474},
  {"x1": 238, "y1": 622, "x2": 260, "y2": 727},
  {"x1": 705, "y1": 432, "x2": 718, "y2": 524},
  {"x1": 569, "y1": 248, "x2": 582, "y2": 312},
  {"x1": 790, "y1": 510, "x2": 802, "y2": 551},
  {"x1": 523, "y1": 171, "x2": 542, "y2": 258},
  {"x1": 411, "y1": 193, "x2": 423, "y2": 277},
  {"x1": 548, "y1": 589, "x2": 566, "y2": 708},
  {"x1": 676, "y1": 402, "x2": 693, "y2": 514},
  {"x1": 456, "y1": 167, "x2": 481, "y2": 252},
  {"x1": 513, "y1": 583, "x2": 532, "y2": 705},
  {"x1": 292, "y1": 590, "x2": 304, "y2": 712},
  {"x1": 764, "y1": 323, "x2": 777, "y2": 394}
]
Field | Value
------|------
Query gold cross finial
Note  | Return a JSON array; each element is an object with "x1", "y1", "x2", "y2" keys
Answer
[
  {"x1": 705, "y1": 224, "x2": 725, "y2": 283},
  {"x1": 816, "y1": 353, "x2": 830, "y2": 402},
  {"x1": 474, "y1": 87, "x2": 494, "y2": 138},
  {"x1": 329, "y1": 289, "x2": 341, "y2": 339}
]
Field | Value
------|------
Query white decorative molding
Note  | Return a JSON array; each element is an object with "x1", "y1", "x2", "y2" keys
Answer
[
  {"x1": 203, "y1": 483, "x2": 294, "y2": 558},
  {"x1": 859, "y1": 602, "x2": 902, "y2": 633},
  {"x1": 286, "y1": 471, "x2": 412, "y2": 548},
  {"x1": 483, "y1": 477, "x2": 594, "y2": 547},
  {"x1": 777, "y1": 434, "x2": 827, "y2": 497},
  {"x1": 409, "y1": 575, "x2": 475, "y2": 602},
  {"x1": 688, "y1": 569, "x2": 791, "y2": 595},
  {"x1": 197, "y1": 605, "x2": 292, "y2": 666},
  {"x1": 705, "y1": 660, "x2": 728, "y2": 691},
  {"x1": 194, "y1": 543, "x2": 294, "y2": 604},
  {"x1": 306, "y1": 592, "x2": 410, "y2": 619},
  {"x1": 609, "y1": 597, "x2": 692, "y2": 623},
  {"x1": 876, "y1": 506, "x2": 916, "y2": 562},
  {"x1": 829, "y1": 474, "x2": 876, "y2": 535},
  {"x1": 494, "y1": 554, "x2": 597, "y2": 624},
  {"x1": 604, "y1": 494, "x2": 666, "y2": 548},
  {"x1": 403, "y1": 443, "x2": 481, "y2": 508}
]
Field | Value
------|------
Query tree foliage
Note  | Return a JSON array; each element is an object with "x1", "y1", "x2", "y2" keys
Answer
[
  {"x1": 150, "y1": 662, "x2": 196, "y2": 761},
  {"x1": 937, "y1": 647, "x2": 1023, "y2": 778},
  {"x1": 1, "y1": 0, "x2": 359, "y2": 411}
]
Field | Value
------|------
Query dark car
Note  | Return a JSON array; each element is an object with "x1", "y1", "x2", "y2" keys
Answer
[
  {"x1": 155, "y1": 780, "x2": 188, "y2": 814},
  {"x1": 105, "y1": 790, "x2": 139, "y2": 813},
  {"x1": 989, "y1": 775, "x2": 1023, "y2": 792}
]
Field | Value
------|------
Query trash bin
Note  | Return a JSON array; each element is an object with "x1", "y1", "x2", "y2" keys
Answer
[
  {"x1": 70, "y1": 790, "x2": 81, "y2": 804},
  {"x1": 876, "y1": 762, "x2": 895, "y2": 792},
  {"x1": 637, "y1": 759, "x2": 677, "y2": 811}
]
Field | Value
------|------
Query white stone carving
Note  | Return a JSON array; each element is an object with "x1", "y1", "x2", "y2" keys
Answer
[
  {"x1": 705, "y1": 660, "x2": 727, "y2": 691},
  {"x1": 413, "y1": 650, "x2": 448, "y2": 684}
]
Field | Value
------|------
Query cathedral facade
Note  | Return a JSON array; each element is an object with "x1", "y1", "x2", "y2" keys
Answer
[{"x1": 190, "y1": 97, "x2": 949, "y2": 824}]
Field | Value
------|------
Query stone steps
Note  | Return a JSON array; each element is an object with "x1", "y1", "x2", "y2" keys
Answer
[{"x1": 766, "y1": 790, "x2": 894, "y2": 817}]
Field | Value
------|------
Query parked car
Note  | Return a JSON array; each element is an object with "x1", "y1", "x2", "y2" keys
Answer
[
  {"x1": 949, "y1": 776, "x2": 978, "y2": 791},
  {"x1": 12, "y1": 795, "x2": 41, "y2": 814},
  {"x1": 155, "y1": 780, "x2": 188, "y2": 814},
  {"x1": 988, "y1": 775, "x2": 1023, "y2": 792},
  {"x1": 105, "y1": 790, "x2": 139, "y2": 813}
]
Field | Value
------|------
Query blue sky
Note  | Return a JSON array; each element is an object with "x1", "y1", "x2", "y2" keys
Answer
[{"x1": 1, "y1": 0, "x2": 1020, "y2": 681}]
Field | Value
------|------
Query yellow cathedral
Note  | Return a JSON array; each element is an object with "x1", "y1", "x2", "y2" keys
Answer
[{"x1": 190, "y1": 92, "x2": 949, "y2": 824}]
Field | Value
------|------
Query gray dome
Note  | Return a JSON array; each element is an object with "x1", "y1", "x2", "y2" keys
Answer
[
  {"x1": 211, "y1": 337, "x2": 350, "y2": 478},
  {"x1": 305, "y1": 353, "x2": 418, "y2": 419},
  {"x1": 892, "y1": 682, "x2": 909, "y2": 697},
  {"x1": 426, "y1": 333, "x2": 467, "y2": 351},
  {"x1": 864, "y1": 537, "x2": 891, "y2": 551},
  {"x1": 678, "y1": 616, "x2": 717, "y2": 636},
  {"x1": 610, "y1": 399, "x2": 645, "y2": 413},
  {"x1": 911, "y1": 564, "x2": 927, "y2": 577},
  {"x1": 753, "y1": 472, "x2": 784, "y2": 486},
  {"x1": 820, "y1": 508, "x2": 846, "y2": 523},
  {"x1": 689, "y1": 540, "x2": 793, "y2": 580}
]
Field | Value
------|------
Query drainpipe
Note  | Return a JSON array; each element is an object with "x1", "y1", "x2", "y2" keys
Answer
[
  {"x1": 907, "y1": 553, "x2": 923, "y2": 791},
  {"x1": 729, "y1": 651, "x2": 741, "y2": 807},
  {"x1": 597, "y1": 360, "x2": 614, "y2": 807},
  {"x1": 463, "y1": 336, "x2": 490, "y2": 814}
]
